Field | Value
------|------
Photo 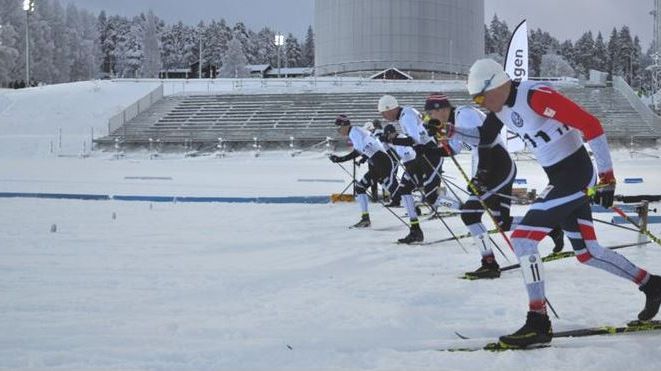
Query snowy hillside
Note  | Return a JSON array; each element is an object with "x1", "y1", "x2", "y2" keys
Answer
[
  {"x1": 0, "y1": 81, "x2": 160, "y2": 157},
  {"x1": 0, "y1": 80, "x2": 660, "y2": 370}
]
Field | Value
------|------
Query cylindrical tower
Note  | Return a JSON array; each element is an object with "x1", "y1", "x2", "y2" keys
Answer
[{"x1": 314, "y1": 0, "x2": 484, "y2": 77}]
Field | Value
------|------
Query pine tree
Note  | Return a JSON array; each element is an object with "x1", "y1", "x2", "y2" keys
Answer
[
  {"x1": 0, "y1": 17, "x2": 19, "y2": 85},
  {"x1": 488, "y1": 14, "x2": 511, "y2": 57},
  {"x1": 301, "y1": 25, "x2": 314, "y2": 67},
  {"x1": 617, "y1": 26, "x2": 635, "y2": 83},
  {"x1": 631, "y1": 35, "x2": 643, "y2": 87},
  {"x1": 46, "y1": 0, "x2": 70, "y2": 83},
  {"x1": 559, "y1": 40, "x2": 575, "y2": 67},
  {"x1": 204, "y1": 19, "x2": 232, "y2": 70},
  {"x1": 123, "y1": 14, "x2": 147, "y2": 77},
  {"x1": 65, "y1": 3, "x2": 83, "y2": 81},
  {"x1": 529, "y1": 29, "x2": 545, "y2": 76},
  {"x1": 219, "y1": 35, "x2": 249, "y2": 78},
  {"x1": 484, "y1": 24, "x2": 494, "y2": 54},
  {"x1": 574, "y1": 31, "x2": 595, "y2": 78},
  {"x1": 111, "y1": 16, "x2": 133, "y2": 78},
  {"x1": 160, "y1": 21, "x2": 195, "y2": 74},
  {"x1": 232, "y1": 22, "x2": 257, "y2": 64},
  {"x1": 142, "y1": 10, "x2": 161, "y2": 78},
  {"x1": 97, "y1": 11, "x2": 116, "y2": 75},
  {"x1": 80, "y1": 8, "x2": 99, "y2": 80},
  {"x1": 606, "y1": 28, "x2": 619, "y2": 78},
  {"x1": 284, "y1": 33, "x2": 302, "y2": 68},
  {"x1": 593, "y1": 32, "x2": 608, "y2": 72},
  {"x1": 30, "y1": 0, "x2": 56, "y2": 83},
  {"x1": 540, "y1": 54, "x2": 575, "y2": 77},
  {"x1": 254, "y1": 27, "x2": 276, "y2": 65},
  {"x1": 641, "y1": 42, "x2": 657, "y2": 94}
]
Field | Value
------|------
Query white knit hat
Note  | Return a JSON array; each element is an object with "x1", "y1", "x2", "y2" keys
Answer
[
  {"x1": 378, "y1": 95, "x2": 399, "y2": 113},
  {"x1": 467, "y1": 59, "x2": 511, "y2": 95}
]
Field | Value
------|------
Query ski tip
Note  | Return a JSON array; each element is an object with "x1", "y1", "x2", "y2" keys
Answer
[{"x1": 454, "y1": 331, "x2": 470, "y2": 340}]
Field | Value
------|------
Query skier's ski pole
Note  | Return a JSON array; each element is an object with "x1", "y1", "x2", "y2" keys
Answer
[
  {"x1": 422, "y1": 153, "x2": 514, "y2": 261},
  {"x1": 593, "y1": 217, "x2": 642, "y2": 233},
  {"x1": 437, "y1": 144, "x2": 559, "y2": 319},
  {"x1": 391, "y1": 155, "x2": 469, "y2": 253},
  {"x1": 419, "y1": 153, "x2": 509, "y2": 260},
  {"x1": 611, "y1": 206, "x2": 661, "y2": 246}
]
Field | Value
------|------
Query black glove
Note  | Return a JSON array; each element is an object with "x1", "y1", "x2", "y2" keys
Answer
[
  {"x1": 329, "y1": 154, "x2": 341, "y2": 163},
  {"x1": 357, "y1": 156, "x2": 368, "y2": 166},
  {"x1": 467, "y1": 169, "x2": 489, "y2": 196},
  {"x1": 590, "y1": 170, "x2": 616, "y2": 208},
  {"x1": 426, "y1": 120, "x2": 439, "y2": 137}
]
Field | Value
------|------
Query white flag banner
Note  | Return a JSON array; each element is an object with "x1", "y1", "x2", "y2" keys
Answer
[
  {"x1": 505, "y1": 19, "x2": 528, "y2": 82},
  {"x1": 502, "y1": 19, "x2": 528, "y2": 153}
]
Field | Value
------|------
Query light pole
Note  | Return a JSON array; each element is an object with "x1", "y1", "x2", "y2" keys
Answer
[
  {"x1": 653, "y1": 52, "x2": 660, "y2": 109},
  {"x1": 23, "y1": 0, "x2": 36, "y2": 86},
  {"x1": 198, "y1": 30, "x2": 203, "y2": 79},
  {"x1": 274, "y1": 34, "x2": 284, "y2": 78}
]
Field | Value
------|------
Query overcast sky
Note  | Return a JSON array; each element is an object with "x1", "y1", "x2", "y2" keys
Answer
[{"x1": 64, "y1": 0, "x2": 654, "y2": 47}]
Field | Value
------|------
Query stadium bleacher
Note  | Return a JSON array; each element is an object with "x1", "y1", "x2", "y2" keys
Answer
[{"x1": 95, "y1": 86, "x2": 660, "y2": 150}]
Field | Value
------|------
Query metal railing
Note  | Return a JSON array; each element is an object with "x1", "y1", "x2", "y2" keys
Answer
[
  {"x1": 108, "y1": 84, "x2": 164, "y2": 135},
  {"x1": 110, "y1": 77, "x2": 468, "y2": 96}
]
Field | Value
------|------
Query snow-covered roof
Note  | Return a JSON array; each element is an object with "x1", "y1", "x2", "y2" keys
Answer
[
  {"x1": 247, "y1": 64, "x2": 272, "y2": 73},
  {"x1": 159, "y1": 69, "x2": 191, "y2": 73},
  {"x1": 265, "y1": 67, "x2": 314, "y2": 76},
  {"x1": 368, "y1": 67, "x2": 413, "y2": 80}
]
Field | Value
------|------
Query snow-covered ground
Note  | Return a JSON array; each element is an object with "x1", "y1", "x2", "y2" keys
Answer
[{"x1": 1, "y1": 81, "x2": 661, "y2": 370}]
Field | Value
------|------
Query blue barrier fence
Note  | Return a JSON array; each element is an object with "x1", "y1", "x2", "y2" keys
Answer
[
  {"x1": 611, "y1": 216, "x2": 661, "y2": 225},
  {"x1": 0, "y1": 192, "x2": 330, "y2": 204}
]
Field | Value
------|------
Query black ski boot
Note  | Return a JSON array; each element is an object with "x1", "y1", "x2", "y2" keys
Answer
[
  {"x1": 398, "y1": 225, "x2": 423, "y2": 244},
  {"x1": 499, "y1": 311, "x2": 552, "y2": 349},
  {"x1": 464, "y1": 256, "x2": 501, "y2": 279},
  {"x1": 549, "y1": 227, "x2": 565, "y2": 254},
  {"x1": 351, "y1": 214, "x2": 371, "y2": 228},
  {"x1": 638, "y1": 275, "x2": 661, "y2": 321}
]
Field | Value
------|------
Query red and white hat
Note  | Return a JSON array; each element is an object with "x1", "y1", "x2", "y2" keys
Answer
[{"x1": 424, "y1": 93, "x2": 452, "y2": 111}]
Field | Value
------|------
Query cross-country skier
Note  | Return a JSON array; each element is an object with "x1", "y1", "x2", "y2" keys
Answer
[
  {"x1": 424, "y1": 93, "x2": 565, "y2": 279},
  {"x1": 380, "y1": 123, "x2": 425, "y2": 243},
  {"x1": 363, "y1": 120, "x2": 382, "y2": 201},
  {"x1": 329, "y1": 115, "x2": 422, "y2": 241},
  {"x1": 466, "y1": 58, "x2": 661, "y2": 348},
  {"x1": 378, "y1": 95, "x2": 445, "y2": 209}
]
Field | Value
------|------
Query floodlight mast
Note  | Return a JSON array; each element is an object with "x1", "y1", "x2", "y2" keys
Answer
[{"x1": 24, "y1": 0, "x2": 36, "y2": 85}]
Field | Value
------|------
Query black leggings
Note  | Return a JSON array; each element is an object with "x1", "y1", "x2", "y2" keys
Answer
[
  {"x1": 461, "y1": 148, "x2": 516, "y2": 228},
  {"x1": 355, "y1": 151, "x2": 398, "y2": 196}
]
